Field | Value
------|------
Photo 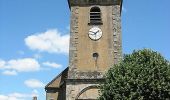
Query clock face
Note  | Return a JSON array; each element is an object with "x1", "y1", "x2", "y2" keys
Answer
[{"x1": 88, "y1": 27, "x2": 102, "y2": 40}]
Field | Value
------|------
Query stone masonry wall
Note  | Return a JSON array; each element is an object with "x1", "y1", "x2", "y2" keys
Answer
[
  {"x1": 112, "y1": 5, "x2": 122, "y2": 64},
  {"x1": 68, "y1": 5, "x2": 122, "y2": 79},
  {"x1": 66, "y1": 82, "x2": 100, "y2": 100},
  {"x1": 68, "y1": 6, "x2": 79, "y2": 79}
]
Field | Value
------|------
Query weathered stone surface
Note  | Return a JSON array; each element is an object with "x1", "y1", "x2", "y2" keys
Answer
[
  {"x1": 69, "y1": 71, "x2": 104, "y2": 79},
  {"x1": 68, "y1": 6, "x2": 79, "y2": 79},
  {"x1": 68, "y1": 0, "x2": 122, "y2": 6},
  {"x1": 66, "y1": 79, "x2": 104, "y2": 100},
  {"x1": 45, "y1": 1, "x2": 123, "y2": 100},
  {"x1": 66, "y1": 4, "x2": 122, "y2": 100},
  {"x1": 68, "y1": 5, "x2": 122, "y2": 79},
  {"x1": 112, "y1": 5, "x2": 122, "y2": 64}
]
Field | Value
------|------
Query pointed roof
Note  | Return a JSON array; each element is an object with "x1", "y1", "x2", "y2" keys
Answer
[{"x1": 45, "y1": 67, "x2": 68, "y2": 92}]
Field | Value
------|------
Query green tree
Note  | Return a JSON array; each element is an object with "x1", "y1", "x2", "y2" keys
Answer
[{"x1": 99, "y1": 49, "x2": 170, "y2": 100}]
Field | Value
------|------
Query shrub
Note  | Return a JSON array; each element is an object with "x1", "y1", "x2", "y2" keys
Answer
[{"x1": 99, "y1": 49, "x2": 170, "y2": 100}]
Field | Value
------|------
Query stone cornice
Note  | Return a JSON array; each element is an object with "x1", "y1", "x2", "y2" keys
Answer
[
  {"x1": 66, "y1": 78, "x2": 105, "y2": 83},
  {"x1": 68, "y1": 0, "x2": 122, "y2": 7}
]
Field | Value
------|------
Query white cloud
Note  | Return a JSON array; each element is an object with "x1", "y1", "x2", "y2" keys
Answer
[
  {"x1": 0, "y1": 95, "x2": 8, "y2": 100},
  {"x1": 0, "y1": 93, "x2": 28, "y2": 100},
  {"x1": 25, "y1": 29, "x2": 70, "y2": 54},
  {"x1": 43, "y1": 61, "x2": 62, "y2": 69},
  {"x1": 24, "y1": 79, "x2": 45, "y2": 88},
  {"x1": 0, "y1": 90, "x2": 39, "y2": 100},
  {"x1": 33, "y1": 54, "x2": 42, "y2": 59},
  {"x1": 0, "y1": 58, "x2": 40, "y2": 75},
  {"x1": 2, "y1": 70, "x2": 17, "y2": 76},
  {"x1": 0, "y1": 60, "x2": 5, "y2": 69},
  {"x1": 9, "y1": 93, "x2": 29, "y2": 98},
  {"x1": 7, "y1": 58, "x2": 40, "y2": 72}
]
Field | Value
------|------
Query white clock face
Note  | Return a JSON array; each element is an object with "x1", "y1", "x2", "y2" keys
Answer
[{"x1": 88, "y1": 27, "x2": 102, "y2": 40}]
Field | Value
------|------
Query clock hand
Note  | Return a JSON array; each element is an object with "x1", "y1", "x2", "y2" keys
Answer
[
  {"x1": 89, "y1": 31, "x2": 95, "y2": 34},
  {"x1": 95, "y1": 33, "x2": 97, "y2": 39},
  {"x1": 89, "y1": 33, "x2": 95, "y2": 35},
  {"x1": 89, "y1": 31, "x2": 96, "y2": 35},
  {"x1": 94, "y1": 30, "x2": 99, "y2": 34}
]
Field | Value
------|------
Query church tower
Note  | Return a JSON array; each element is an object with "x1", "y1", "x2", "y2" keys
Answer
[{"x1": 45, "y1": 0, "x2": 123, "y2": 100}]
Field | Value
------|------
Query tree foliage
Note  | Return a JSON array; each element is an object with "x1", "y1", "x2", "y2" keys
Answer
[{"x1": 99, "y1": 49, "x2": 170, "y2": 100}]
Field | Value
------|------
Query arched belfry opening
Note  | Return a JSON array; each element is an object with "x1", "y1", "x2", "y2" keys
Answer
[{"x1": 90, "y1": 7, "x2": 102, "y2": 24}]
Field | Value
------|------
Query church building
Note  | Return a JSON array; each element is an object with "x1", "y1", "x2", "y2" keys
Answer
[{"x1": 45, "y1": 0, "x2": 123, "y2": 99}]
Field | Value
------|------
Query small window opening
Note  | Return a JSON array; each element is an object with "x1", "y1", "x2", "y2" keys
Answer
[
  {"x1": 90, "y1": 7, "x2": 102, "y2": 25},
  {"x1": 93, "y1": 53, "x2": 99, "y2": 60},
  {"x1": 93, "y1": 52, "x2": 99, "y2": 69}
]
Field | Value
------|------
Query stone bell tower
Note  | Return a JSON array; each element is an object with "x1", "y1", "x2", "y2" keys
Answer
[
  {"x1": 67, "y1": 0, "x2": 122, "y2": 99},
  {"x1": 45, "y1": 0, "x2": 123, "y2": 100}
]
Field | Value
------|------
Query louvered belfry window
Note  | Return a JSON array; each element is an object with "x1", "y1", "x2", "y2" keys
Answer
[{"x1": 90, "y1": 7, "x2": 102, "y2": 25}]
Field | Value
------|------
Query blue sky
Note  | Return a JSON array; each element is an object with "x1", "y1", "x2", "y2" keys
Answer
[{"x1": 0, "y1": 0, "x2": 170, "y2": 100}]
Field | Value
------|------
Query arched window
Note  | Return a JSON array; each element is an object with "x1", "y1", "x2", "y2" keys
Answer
[
  {"x1": 75, "y1": 85, "x2": 99, "y2": 100},
  {"x1": 90, "y1": 7, "x2": 102, "y2": 25}
]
